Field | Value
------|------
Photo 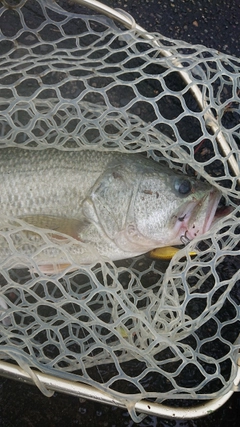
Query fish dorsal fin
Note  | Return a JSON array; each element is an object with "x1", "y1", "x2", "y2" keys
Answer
[{"x1": 20, "y1": 215, "x2": 83, "y2": 240}]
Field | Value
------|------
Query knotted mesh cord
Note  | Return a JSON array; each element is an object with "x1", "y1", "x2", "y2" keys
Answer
[{"x1": 0, "y1": 0, "x2": 239, "y2": 421}]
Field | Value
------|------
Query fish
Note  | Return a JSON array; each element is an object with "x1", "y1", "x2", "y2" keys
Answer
[{"x1": 0, "y1": 148, "x2": 228, "y2": 273}]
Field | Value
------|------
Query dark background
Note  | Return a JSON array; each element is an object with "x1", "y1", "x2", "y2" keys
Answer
[
  {"x1": 0, "y1": 1, "x2": 240, "y2": 426},
  {"x1": 107, "y1": 0, "x2": 240, "y2": 55}
]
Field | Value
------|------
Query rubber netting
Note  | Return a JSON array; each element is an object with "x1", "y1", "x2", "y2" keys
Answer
[{"x1": 0, "y1": 0, "x2": 239, "y2": 421}]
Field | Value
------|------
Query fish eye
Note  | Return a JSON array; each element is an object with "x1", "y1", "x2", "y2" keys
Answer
[{"x1": 174, "y1": 178, "x2": 192, "y2": 195}]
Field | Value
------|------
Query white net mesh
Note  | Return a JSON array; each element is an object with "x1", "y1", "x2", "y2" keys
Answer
[{"x1": 0, "y1": 0, "x2": 239, "y2": 421}]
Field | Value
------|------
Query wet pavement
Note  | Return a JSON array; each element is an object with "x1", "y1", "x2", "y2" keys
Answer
[
  {"x1": 110, "y1": 0, "x2": 240, "y2": 55},
  {"x1": 0, "y1": 1, "x2": 240, "y2": 426}
]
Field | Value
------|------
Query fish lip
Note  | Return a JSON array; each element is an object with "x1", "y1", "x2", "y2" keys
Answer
[{"x1": 202, "y1": 189, "x2": 222, "y2": 233}]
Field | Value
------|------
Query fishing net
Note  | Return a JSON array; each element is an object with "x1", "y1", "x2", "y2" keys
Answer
[{"x1": 0, "y1": 0, "x2": 239, "y2": 421}]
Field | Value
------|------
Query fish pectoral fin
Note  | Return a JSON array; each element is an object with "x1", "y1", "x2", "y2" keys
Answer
[{"x1": 20, "y1": 215, "x2": 84, "y2": 240}]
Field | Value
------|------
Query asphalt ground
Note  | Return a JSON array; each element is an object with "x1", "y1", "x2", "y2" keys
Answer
[
  {"x1": 105, "y1": 0, "x2": 240, "y2": 55},
  {"x1": 0, "y1": 1, "x2": 240, "y2": 426}
]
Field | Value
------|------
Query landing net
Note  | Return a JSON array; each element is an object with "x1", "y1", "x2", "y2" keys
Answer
[{"x1": 0, "y1": 0, "x2": 239, "y2": 421}]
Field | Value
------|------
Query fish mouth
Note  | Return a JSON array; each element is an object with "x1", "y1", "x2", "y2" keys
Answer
[
  {"x1": 173, "y1": 189, "x2": 231, "y2": 244},
  {"x1": 203, "y1": 191, "x2": 233, "y2": 233},
  {"x1": 212, "y1": 202, "x2": 233, "y2": 223}
]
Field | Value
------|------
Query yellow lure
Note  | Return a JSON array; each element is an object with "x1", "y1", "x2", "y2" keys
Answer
[{"x1": 149, "y1": 246, "x2": 197, "y2": 261}]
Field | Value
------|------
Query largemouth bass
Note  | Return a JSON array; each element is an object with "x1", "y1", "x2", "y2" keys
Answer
[{"x1": 0, "y1": 148, "x2": 226, "y2": 272}]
